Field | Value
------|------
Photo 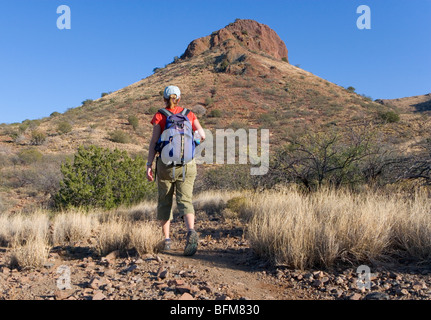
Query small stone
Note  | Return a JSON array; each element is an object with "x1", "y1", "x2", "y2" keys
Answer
[
  {"x1": 335, "y1": 276, "x2": 344, "y2": 285},
  {"x1": 54, "y1": 289, "x2": 72, "y2": 300},
  {"x1": 303, "y1": 273, "x2": 314, "y2": 281},
  {"x1": 176, "y1": 285, "x2": 191, "y2": 294},
  {"x1": 174, "y1": 279, "x2": 185, "y2": 286},
  {"x1": 88, "y1": 277, "x2": 103, "y2": 290},
  {"x1": 1, "y1": 267, "x2": 10, "y2": 275},
  {"x1": 396, "y1": 288, "x2": 409, "y2": 296},
  {"x1": 348, "y1": 293, "x2": 362, "y2": 300},
  {"x1": 122, "y1": 265, "x2": 138, "y2": 274},
  {"x1": 200, "y1": 285, "x2": 212, "y2": 293},
  {"x1": 158, "y1": 269, "x2": 169, "y2": 279},
  {"x1": 389, "y1": 272, "x2": 402, "y2": 281},
  {"x1": 412, "y1": 282, "x2": 427, "y2": 291},
  {"x1": 92, "y1": 291, "x2": 107, "y2": 300},
  {"x1": 156, "y1": 283, "x2": 168, "y2": 290},
  {"x1": 178, "y1": 293, "x2": 194, "y2": 300},
  {"x1": 321, "y1": 276, "x2": 330, "y2": 283},
  {"x1": 364, "y1": 292, "x2": 390, "y2": 300}
]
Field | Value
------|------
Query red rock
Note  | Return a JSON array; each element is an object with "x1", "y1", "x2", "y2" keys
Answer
[
  {"x1": 176, "y1": 285, "x2": 191, "y2": 294},
  {"x1": 178, "y1": 293, "x2": 194, "y2": 300},
  {"x1": 182, "y1": 19, "x2": 288, "y2": 62},
  {"x1": 349, "y1": 293, "x2": 362, "y2": 300},
  {"x1": 54, "y1": 289, "x2": 72, "y2": 300},
  {"x1": 92, "y1": 291, "x2": 106, "y2": 300}
]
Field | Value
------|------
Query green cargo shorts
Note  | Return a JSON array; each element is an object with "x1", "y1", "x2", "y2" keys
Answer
[{"x1": 156, "y1": 157, "x2": 197, "y2": 221}]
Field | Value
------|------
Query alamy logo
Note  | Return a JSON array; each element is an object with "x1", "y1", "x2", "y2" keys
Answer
[
  {"x1": 357, "y1": 5, "x2": 371, "y2": 30},
  {"x1": 57, "y1": 5, "x2": 71, "y2": 30},
  {"x1": 356, "y1": 265, "x2": 376, "y2": 290},
  {"x1": 159, "y1": 128, "x2": 270, "y2": 176},
  {"x1": 56, "y1": 265, "x2": 71, "y2": 290}
]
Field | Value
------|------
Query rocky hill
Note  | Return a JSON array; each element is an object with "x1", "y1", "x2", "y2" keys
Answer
[{"x1": 376, "y1": 93, "x2": 431, "y2": 114}]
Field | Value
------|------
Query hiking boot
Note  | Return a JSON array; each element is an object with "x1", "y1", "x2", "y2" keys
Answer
[
  {"x1": 164, "y1": 238, "x2": 172, "y2": 252},
  {"x1": 184, "y1": 230, "x2": 198, "y2": 256}
]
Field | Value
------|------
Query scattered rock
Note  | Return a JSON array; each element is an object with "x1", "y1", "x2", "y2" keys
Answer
[
  {"x1": 92, "y1": 291, "x2": 107, "y2": 300},
  {"x1": 396, "y1": 288, "x2": 409, "y2": 296},
  {"x1": 176, "y1": 285, "x2": 192, "y2": 294},
  {"x1": 1, "y1": 267, "x2": 10, "y2": 275},
  {"x1": 348, "y1": 293, "x2": 362, "y2": 300},
  {"x1": 157, "y1": 268, "x2": 169, "y2": 279},
  {"x1": 54, "y1": 289, "x2": 73, "y2": 300},
  {"x1": 88, "y1": 277, "x2": 103, "y2": 290},
  {"x1": 178, "y1": 293, "x2": 194, "y2": 300},
  {"x1": 364, "y1": 292, "x2": 390, "y2": 300},
  {"x1": 122, "y1": 265, "x2": 138, "y2": 274}
]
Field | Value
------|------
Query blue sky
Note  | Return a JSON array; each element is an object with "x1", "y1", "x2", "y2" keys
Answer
[{"x1": 0, "y1": 0, "x2": 430, "y2": 124}]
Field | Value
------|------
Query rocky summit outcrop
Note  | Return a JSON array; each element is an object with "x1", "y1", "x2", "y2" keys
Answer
[{"x1": 182, "y1": 19, "x2": 288, "y2": 62}]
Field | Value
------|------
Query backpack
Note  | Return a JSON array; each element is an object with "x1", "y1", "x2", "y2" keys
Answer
[{"x1": 155, "y1": 108, "x2": 196, "y2": 181}]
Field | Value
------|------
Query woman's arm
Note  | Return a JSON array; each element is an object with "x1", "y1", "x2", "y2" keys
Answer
[
  {"x1": 146, "y1": 124, "x2": 161, "y2": 181},
  {"x1": 193, "y1": 119, "x2": 206, "y2": 142}
]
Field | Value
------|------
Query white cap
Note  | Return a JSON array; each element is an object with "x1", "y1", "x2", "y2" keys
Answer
[{"x1": 163, "y1": 85, "x2": 181, "y2": 99}]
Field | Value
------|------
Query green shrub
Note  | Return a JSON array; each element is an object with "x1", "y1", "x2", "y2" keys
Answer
[
  {"x1": 17, "y1": 149, "x2": 43, "y2": 165},
  {"x1": 108, "y1": 130, "x2": 131, "y2": 144},
  {"x1": 378, "y1": 111, "x2": 400, "y2": 123},
  {"x1": 30, "y1": 131, "x2": 46, "y2": 145},
  {"x1": 57, "y1": 121, "x2": 72, "y2": 135},
  {"x1": 148, "y1": 106, "x2": 159, "y2": 115},
  {"x1": 258, "y1": 113, "x2": 276, "y2": 125},
  {"x1": 199, "y1": 164, "x2": 255, "y2": 192},
  {"x1": 346, "y1": 86, "x2": 356, "y2": 93},
  {"x1": 82, "y1": 99, "x2": 93, "y2": 106},
  {"x1": 209, "y1": 109, "x2": 222, "y2": 118},
  {"x1": 54, "y1": 145, "x2": 157, "y2": 210},
  {"x1": 282, "y1": 57, "x2": 288, "y2": 62},
  {"x1": 127, "y1": 115, "x2": 139, "y2": 131},
  {"x1": 205, "y1": 97, "x2": 214, "y2": 107},
  {"x1": 50, "y1": 112, "x2": 61, "y2": 117}
]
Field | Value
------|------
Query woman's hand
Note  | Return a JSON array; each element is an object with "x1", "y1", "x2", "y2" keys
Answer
[{"x1": 146, "y1": 167, "x2": 154, "y2": 182}]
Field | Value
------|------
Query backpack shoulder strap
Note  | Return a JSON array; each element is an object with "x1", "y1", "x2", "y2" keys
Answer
[
  {"x1": 180, "y1": 108, "x2": 190, "y2": 117},
  {"x1": 158, "y1": 108, "x2": 173, "y2": 118}
]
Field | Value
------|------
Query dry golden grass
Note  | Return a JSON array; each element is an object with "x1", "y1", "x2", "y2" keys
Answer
[
  {"x1": 129, "y1": 222, "x2": 164, "y2": 255},
  {"x1": 0, "y1": 211, "x2": 51, "y2": 269},
  {"x1": 1, "y1": 187, "x2": 429, "y2": 270},
  {"x1": 96, "y1": 217, "x2": 131, "y2": 256},
  {"x1": 52, "y1": 209, "x2": 99, "y2": 246},
  {"x1": 246, "y1": 187, "x2": 431, "y2": 269},
  {"x1": 9, "y1": 237, "x2": 50, "y2": 269},
  {"x1": 95, "y1": 217, "x2": 163, "y2": 256},
  {"x1": 0, "y1": 211, "x2": 50, "y2": 247}
]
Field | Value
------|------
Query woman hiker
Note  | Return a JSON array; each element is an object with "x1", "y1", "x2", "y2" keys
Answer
[{"x1": 146, "y1": 85, "x2": 206, "y2": 256}]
